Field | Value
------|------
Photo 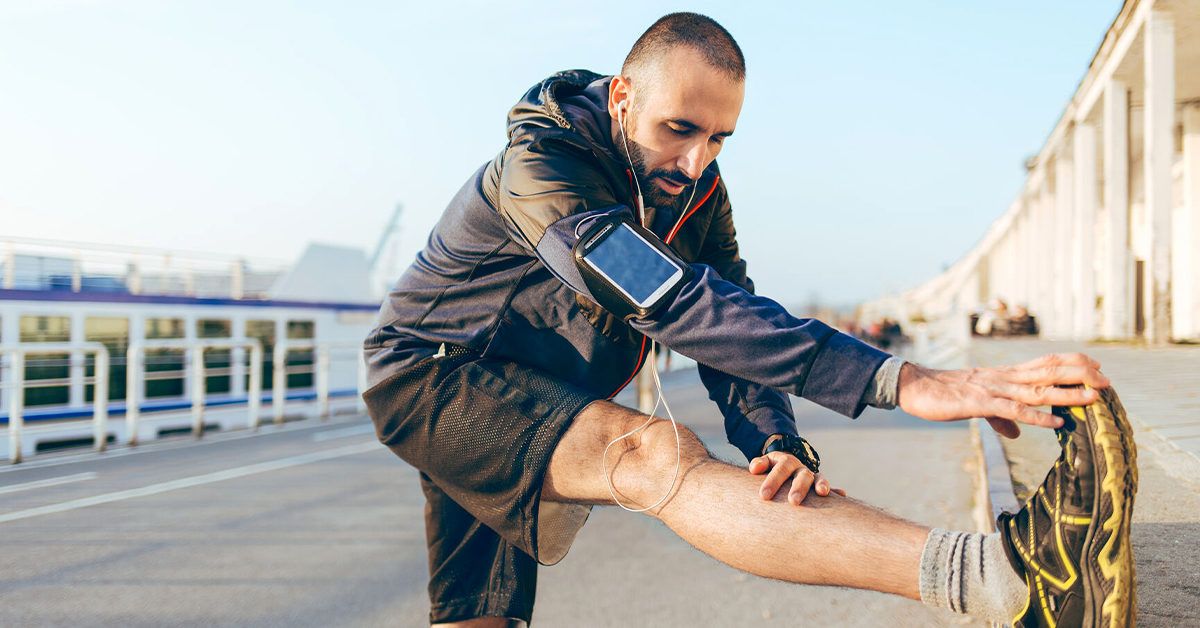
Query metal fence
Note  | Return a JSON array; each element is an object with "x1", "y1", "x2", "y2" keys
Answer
[
  {"x1": 0, "y1": 339, "x2": 366, "y2": 464},
  {"x1": 2, "y1": 342, "x2": 108, "y2": 464}
]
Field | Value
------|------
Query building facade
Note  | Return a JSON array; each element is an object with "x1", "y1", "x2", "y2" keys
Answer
[{"x1": 869, "y1": 0, "x2": 1200, "y2": 343}]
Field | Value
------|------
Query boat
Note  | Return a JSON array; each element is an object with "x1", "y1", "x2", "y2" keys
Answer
[{"x1": 0, "y1": 234, "x2": 383, "y2": 462}]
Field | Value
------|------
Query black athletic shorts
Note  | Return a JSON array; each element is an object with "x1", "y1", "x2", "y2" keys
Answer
[{"x1": 362, "y1": 345, "x2": 600, "y2": 624}]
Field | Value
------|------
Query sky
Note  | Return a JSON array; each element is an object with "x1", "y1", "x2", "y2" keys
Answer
[{"x1": 0, "y1": 0, "x2": 1124, "y2": 305}]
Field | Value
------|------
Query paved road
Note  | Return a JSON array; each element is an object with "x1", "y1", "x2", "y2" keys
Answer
[
  {"x1": 0, "y1": 369, "x2": 984, "y2": 627},
  {"x1": 969, "y1": 339, "x2": 1200, "y2": 627}
]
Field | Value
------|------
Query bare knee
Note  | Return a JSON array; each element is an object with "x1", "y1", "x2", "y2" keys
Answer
[
  {"x1": 603, "y1": 405, "x2": 712, "y2": 509},
  {"x1": 625, "y1": 411, "x2": 710, "y2": 472},
  {"x1": 542, "y1": 400, "x2": 712, "y2": 508}
]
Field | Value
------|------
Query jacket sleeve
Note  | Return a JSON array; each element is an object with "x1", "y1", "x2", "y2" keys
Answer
[
  {"x1": 693, "y1": 188, "x2": 800, "y2": 460},
  {"x1": 496, "y1": 135, "x2": 892, "y2": 450}
]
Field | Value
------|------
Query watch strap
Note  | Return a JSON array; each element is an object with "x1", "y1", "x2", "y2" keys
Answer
[{"x1": 763, "y1": 434, "x2": 821, "y2": 474}]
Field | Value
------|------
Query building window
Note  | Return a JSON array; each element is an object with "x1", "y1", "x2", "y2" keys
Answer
[
  {"x1": 84, "y1": 316, "x2": 128, "y2": 402},
  {"x1": 245, "y1": 320, "x2": 276, "y2": 392},
  {"x1": 19, "y1": 315, "x2": 70, "y2": 406},
  {"x1": 197, "y1": 319, "x2": 232, "y2": 395},
  {"x1": 146, "y1": 317, "x2": 184, "y2": 340},
  {"x1": 287, "y1": 320, "x2": 315, "y2": 340},
  {"x1": 286, "y1": 320, "x2": 315, "y2": 389},
  {"x1": 19, "y1": 315, "x2": 70, "y2": 343},
  {"x1": 145, "y1": 317, "x2": 185, "y2": 398}
]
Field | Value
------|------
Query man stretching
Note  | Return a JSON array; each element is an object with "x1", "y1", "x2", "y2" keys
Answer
[{"x1": 363, "y1": 13, "x2": 1136, "y2": 627}]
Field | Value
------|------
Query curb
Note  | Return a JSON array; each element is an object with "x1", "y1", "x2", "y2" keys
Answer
[
  {"x1": 969, "y1": 418, "x2": 1021, "y2": 533},
  {"x1": 906, "y1": 342, "x2": 1023, "y2": 535}
]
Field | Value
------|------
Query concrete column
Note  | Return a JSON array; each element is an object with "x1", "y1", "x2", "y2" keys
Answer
[
  {"x1": 1073, "y1": 123, "x2": 1098, "y2": 339},
  {"x1": 996, "y1": 233, "x2": 1007, "y2": 303},
  {"x1": 1028, "y1": 194, "x2": 1041, "y2": 316},
  {"x1": 1176, "y1": 105, "x2": 1200, "y2": 340},
  {"x1": 996, "y1": 228, "x2": 1008, "y2": 302},
  {"x1": 1144, "y1": 9, "x2": 1175, "y2": 343},
  {"x1": 1031, "y1": 200, "x2": 1040, "y2": 308},
  {"x1": 1008, "y1": 227, "x2": 1018, "y2": 304},
  {"x1": 1022, "y1": 198, "x2": 1035, "y2": 314},
  {"x1": 1013, "y1": 209, "x2": 1025, "y2": 307},
  {"x1": 1008, "y1": 225, "x2": 1017, "y2": 304},
  {"x1": 1017, "y1": 206, "x2": 1027, "y2": 307},
  {"x1": 1102, "y1": 80, "x2": 1132, "y2": 340},
  {"x1": 1037, "y1": 175, "x2": 1054, "y2": 325},
  {"x1": 1054, "y1": 155, "x2": 1075, "y2": 338},
  {"x1": 1012, "y1": 213, "x2": 1022, "y2": 307},
  {"x1": 1019, "y1": 205, "x2": 1032, "y2": 307}
]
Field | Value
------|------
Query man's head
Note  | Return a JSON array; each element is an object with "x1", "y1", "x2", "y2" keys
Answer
[{"x1": 609, "y1": 12, "x2": 745, "y2": 213}]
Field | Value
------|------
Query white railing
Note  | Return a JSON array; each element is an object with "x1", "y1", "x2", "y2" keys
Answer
[
  {"x1": 126, "y1": 338, "x2": 265, "y2": 444},
  {"x1": 0, "y1": 235, "x2": 286, "y2": 299},
  {"x1": 1, "y1": 338, "x2": 367, "y2": 464},
  {"x1": 909, "y1": 312, "x2": 971, "y2": 369},
  {"x1": 271, "y1": 340, "x2": 366, "y2": 425},
  {"x1": 1, "y1": 342, "x2": 109, "y2": 464}
]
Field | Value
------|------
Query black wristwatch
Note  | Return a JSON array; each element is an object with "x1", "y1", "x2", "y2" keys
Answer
[{"x1": 762, "y1": 434, "x2": 821, "y2": 475}]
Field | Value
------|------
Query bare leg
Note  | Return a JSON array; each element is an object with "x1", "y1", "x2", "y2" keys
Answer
[{"x1": 542, "y1": 400, "x2": 928, "y2": 599}]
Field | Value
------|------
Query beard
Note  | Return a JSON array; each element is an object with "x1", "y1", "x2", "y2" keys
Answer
[{"x1": 624, "y1": 138, "x2": 696, "y2": 214}]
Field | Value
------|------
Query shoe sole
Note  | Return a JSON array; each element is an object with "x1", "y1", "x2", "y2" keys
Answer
[{"x1": 1069, "y1": 386, "x2": 1138, "y2": 628}]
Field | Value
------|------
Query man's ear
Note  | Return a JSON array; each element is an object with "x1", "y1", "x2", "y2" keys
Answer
[{"x1": 608, "y1": 75, "x2": 632, "y2": 120}]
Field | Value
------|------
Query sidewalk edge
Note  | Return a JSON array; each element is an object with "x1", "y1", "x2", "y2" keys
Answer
[{"x1": 969, "y1": 419, "x2": 1021, "y2": 533}]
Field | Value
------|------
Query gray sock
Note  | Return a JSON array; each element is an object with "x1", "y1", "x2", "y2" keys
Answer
[{"x1": 918, "y1": 528, "x2": 1028, "y2": 622}]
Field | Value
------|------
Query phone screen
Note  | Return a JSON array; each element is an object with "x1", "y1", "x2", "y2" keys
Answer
[{"x1": 583, "y1": 223, "x2": 682, "y2": 305}]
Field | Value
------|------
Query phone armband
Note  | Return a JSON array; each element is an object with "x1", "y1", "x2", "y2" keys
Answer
[{"x1": 572, "y1": 214, "x2": 693, "y2": 320}]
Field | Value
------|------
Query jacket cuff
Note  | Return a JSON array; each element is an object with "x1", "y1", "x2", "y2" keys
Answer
[
  {"x1": 860, "y1": 356, "x2": 906, "y2": 410},
  {"x1": 728, "y1": 405, "x2": 797, "y2": 462},
  {"x1": 802, "y1": 332, "x2": 891, "y2": 418}
]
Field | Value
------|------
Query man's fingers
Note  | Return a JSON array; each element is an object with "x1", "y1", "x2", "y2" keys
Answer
[
  {"x1": 990, "y1": 398, "x2": 1062, "y2": 429},
  {"x1": 986, "y1": 416, "x2": 1021, "y2": 439},
  {"x1": 831, "y1": 487, "x2": 847, "y2": 497},
  {"x1": 748, "y1": 456, "x2": 770, "y2": 475},
  {"x1": 991, "y1": 380, "x2": 1099, "y2": 407},
  {"x1": 759, "y1": 458, "x2": 796, "y2": 499},
  {"x1": 788, "y1": 469, "x2": 816, "y2": 506},
  {"x1": 1015, "y1": 352, "x2": 1102, "y2": 371},
  {"x1": 750, "y1": 453, "x2": 833, "y2": 505},
  {"x1": 1003, "y1": 364, "x2": 1110, "y2": 389}
]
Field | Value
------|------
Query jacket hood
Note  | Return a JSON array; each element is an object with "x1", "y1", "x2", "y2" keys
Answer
[{"x1": 506, "y1": 70, "x2": 623, "y2": 165}]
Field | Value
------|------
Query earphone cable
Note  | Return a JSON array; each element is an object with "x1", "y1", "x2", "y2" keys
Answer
[{"x1": 601, "y1": 345, "x2": 682, "y2": 514}]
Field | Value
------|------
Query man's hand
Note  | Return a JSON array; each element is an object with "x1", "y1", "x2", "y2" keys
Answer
[
  {"x1": 897, "y1": 352, "x2": 1111, "y2": 438},
  {"x1": 748, "y1": 452, "x2": 845, "y2": 505}
]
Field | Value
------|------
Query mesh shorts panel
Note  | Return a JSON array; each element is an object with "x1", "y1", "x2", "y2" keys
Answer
[{"x1": 363, "y1": 346, "x2": 598, "y2": 566}]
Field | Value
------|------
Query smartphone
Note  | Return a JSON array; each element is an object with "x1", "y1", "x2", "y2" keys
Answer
[{"x1": 578, "y1": 221, "x2": 686, "y2": 310}]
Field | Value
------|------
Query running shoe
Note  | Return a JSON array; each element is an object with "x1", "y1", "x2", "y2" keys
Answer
[{"x1": 997, "y1": 386, "x2": 1138, "y2": 627}]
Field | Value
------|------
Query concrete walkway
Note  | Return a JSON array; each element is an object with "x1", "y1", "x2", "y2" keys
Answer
[
  {"x1": 968, "y1": 338, "x2": 1200, "y2": 627},
  {"x1": 541, "y1": 371, "x2": 983, "y2": 627},
  {"x1": 0, "y1": 368, "x2": 987, "y2": 627}
]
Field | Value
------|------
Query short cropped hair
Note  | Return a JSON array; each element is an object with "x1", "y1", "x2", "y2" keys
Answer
[{"x1": 622, "y1": 12, "x2": 746, "y2": 82}]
